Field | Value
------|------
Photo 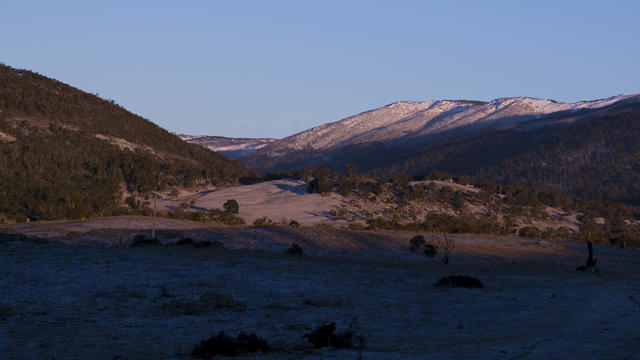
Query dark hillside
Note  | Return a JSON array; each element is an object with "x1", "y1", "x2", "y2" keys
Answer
[
  {"x1": 375, "y1": 99, "x2": 640, "y2": 204},
  {"x1": 243, "y1": 97, "x2": 640, "y2": 205},
  {"x1": 0, "y1": 64, "x2": 255, "y2": 221}
]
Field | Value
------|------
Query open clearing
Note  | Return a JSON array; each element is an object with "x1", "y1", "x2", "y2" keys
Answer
[
  {"x1": 156, "y1": 179, "x2": 344, "y2": 226},
  {"x1": 146, "y1": 178, "x2": 582, "y2": 232},
  {"x1": 2, "y1": 218, "x2": 640, "y2": 359}
]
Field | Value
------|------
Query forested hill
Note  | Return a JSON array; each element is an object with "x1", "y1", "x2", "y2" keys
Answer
[
  {"x1": 0, "y1": 64, "x2": 255, "y2": 221},
  {"x1": 374, "y1": 97, "x2": 640, "y2": 205}
]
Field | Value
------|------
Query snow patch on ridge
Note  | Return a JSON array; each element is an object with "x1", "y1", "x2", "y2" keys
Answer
[
  {"x1": 191, "y1": 93, "x2": 636, "y2": 166},
  {"x1": 515, "y1": 94, "x2": 631, "y2": 113},
  {"x1": 179, "y1": 135, "x2": 277, "y2": 158},
  {"x1": 248, "y1": 93, "x2": 634, "y2": 157}
]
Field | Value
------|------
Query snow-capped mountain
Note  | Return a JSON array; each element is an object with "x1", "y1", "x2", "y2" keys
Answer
[
  {"x1": 178, "y1": 135, "x2": 275, "y2": 159},
  {"x1": 240, "y1": 94, "x2": 633, "y2": 171}
]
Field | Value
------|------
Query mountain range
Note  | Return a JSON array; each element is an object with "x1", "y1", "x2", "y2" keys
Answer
[
  {"x1": 238, "y1": 94, "x2": 631, "y2": 169},
  {"x1": 178, "y1": 135, "x2": 275, "y2": 159},
  {"x1": 185, "y1": 93, "x2": 640, "y2": 204},
  {"x1": 2, "y1": 61, "x2": 639, "y2": 223}
]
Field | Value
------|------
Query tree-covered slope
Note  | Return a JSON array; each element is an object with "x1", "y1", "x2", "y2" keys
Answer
[
  {"x1": 0, "y1": 64, "x2": 256, "y2": 221},
  {"x1": 374, "y1": 98, "x2": 640, "y2": 205}
]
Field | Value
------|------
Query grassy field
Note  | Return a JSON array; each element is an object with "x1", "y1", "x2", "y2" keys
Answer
[{"x1": 1, "y1": 219, "x2": 640, "y2": 359}]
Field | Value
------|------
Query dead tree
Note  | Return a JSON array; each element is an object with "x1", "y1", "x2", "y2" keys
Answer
[
  {"x1": 437, "y1": 234, "x2": 455, "y2": 265},
  {"x1": 585, "y1": 241, "x2": 597, "y2": 268},
  {"x1": 577, "y1": 232, "x2": 598, "y2": 271}
]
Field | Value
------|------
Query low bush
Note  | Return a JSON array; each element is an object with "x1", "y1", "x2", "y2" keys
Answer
[
  {"x1": 346, "y1": 222, "x2": 367, "y2": 231},
  {"x1": 434, "y1": 275, "x2": 483, "y2": 289},
  {"x1": 130, "y1": 234, "x2": 161, "y2": 247},
  {"x1": 304, "y1": 322, "x2": 347, "y2": 349},
  {"x1": 174, "y1": 238, "x2": 223, "y2": 248},
  {"x1": 423, "y1": 243, "x2": 438, "y2": 257},
  {"x1": 221, "y1": 214, "x2": 245, "y2": 226},
  {"x1": 195, "y1": 240, "x2": 220, "y2": 248},
  {"x1": 0, "y1": 232, "x2": 31, "y2": 243},
  {"x1": 253, "y1": 216, "x2": 275, "y2": 227},
  {"x1": 409, "y1": 235, "x2": 425, "y2": 252},
  {"x1": 192, "y1": 331, "x2": 270, "y2": 358},
  {"x1": 518, "y1": 226, "x2": 543, "y2": 238},
  {"x1": 286, "y1": 243, "x2": 304, "y2": 256},
  {"x1": 288, "y1": 220, "x2": 300, "y2": 228},
  {"x1": 302, "y1": 322, "x2": 364, "y2": 350},
  {"x1": 175, "y1": 237, "x2": 195, "y2": 246}
]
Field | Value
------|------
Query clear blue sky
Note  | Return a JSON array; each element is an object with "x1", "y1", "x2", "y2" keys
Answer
[{"x1": 1, "y1": 1, "x2": 639, "y2": 138}]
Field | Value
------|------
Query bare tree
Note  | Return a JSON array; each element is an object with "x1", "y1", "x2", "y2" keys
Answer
[{"x1": 437, "y1": 234, "x2": 455, "y2": 264}]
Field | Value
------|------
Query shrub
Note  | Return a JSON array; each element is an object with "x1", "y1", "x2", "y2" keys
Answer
[
  {"x1": 286, "y1": 243, "x2": 304, "y2": 256},
  {"x1": 175, "y1": 237, "x2": 195, "y2": 246},
  {"x1": 175, "y1": 238, "x2": 223, "y2": 248},
  {"x1": 423, "y1": 243, "x2": 438, "y2": 257},
  {"x1": 253, "y1": 217, "x2": 274, "y2": 227},
  {"x1": 131, "y1": 234, "x2": 160, "y2": 247},
  {"x1": 409, "y1": 235, "x2": 425, "y2": 252},
  {"x1": 192, "y1": 331, "x2": 269, "y2": 358},
  {"x1": 302, "y1": 322, "x2": 363, "y2": 349},
  {"x1": 346, "y1": 222, "x2": 366, "y2": 231},
  {"x1": 307, "y1": 177, "x2": 333, "y2": 195},
  {"x1": 168, "y1": 189, "x2": 179, "y2": 198},
  {"x1": 223, "y1": 199, "x2": 240, "y2": 215},
  {"x1": 221, "y1": 214, "x2": 245, "y2": 226},
  {"x1": 288, "y1": 220, "x2": 300, "y2": 228},
  {"x1": 195, "y1": 240, "x2": 222, "y2": 248},
  {"x1": 434, "y1": 275, "x2": 483, "y2": 288},
  {"x1": 518, "y1": 226, "x2": 543, "y2": 238}
]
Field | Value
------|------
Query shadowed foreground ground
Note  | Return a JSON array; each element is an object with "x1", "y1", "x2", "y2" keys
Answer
[{"x1": 1, "y1": 228, "x2": 640, "y2": 359}]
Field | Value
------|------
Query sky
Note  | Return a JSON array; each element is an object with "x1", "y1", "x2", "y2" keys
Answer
[{"x1": 1, "y1": 1, "x2": 639, "y2": 138}]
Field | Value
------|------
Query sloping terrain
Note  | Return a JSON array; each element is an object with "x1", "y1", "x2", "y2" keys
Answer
[
  {"x1": 161, "y1": 179, "x2": 343, "y2": 226},
  {"x1": 0, "y1": 64, "x2": 256, "y2": 221},
  {"x1": 373, "y1": 97, "x2": 640, "y2": 204},
  {"x1": 240, "y1": 94, "x2": 631, "y2": 172},
  {"x1": 12, "y1": 175, "x2": 624, "y2": 249},
  {"x1": 107, "y1": 178, "x2": 581, "y2": 233},
  {"x1": 232, "y1": 93, "x2": 640, "y2": 205}
]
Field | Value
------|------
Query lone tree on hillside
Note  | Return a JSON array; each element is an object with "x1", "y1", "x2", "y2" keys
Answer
[
  {"x1": 300, "y1": 166, "x2": 313, "y2": 184},
  {"x1": 223, "y1": 199, "x2": 240, "y2": 215},
  {"x1": 307, "y1": 165, "x2": 333, "y2": 195}
]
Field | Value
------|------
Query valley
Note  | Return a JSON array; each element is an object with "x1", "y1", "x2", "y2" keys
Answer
[{"x1": 2, "y1": 63, "x2": 640, "y2": 359}]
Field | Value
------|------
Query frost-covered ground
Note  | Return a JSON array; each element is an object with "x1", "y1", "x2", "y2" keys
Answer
[{"x1": 2, "y1": 233, "x2": 640, "y2": 359}]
